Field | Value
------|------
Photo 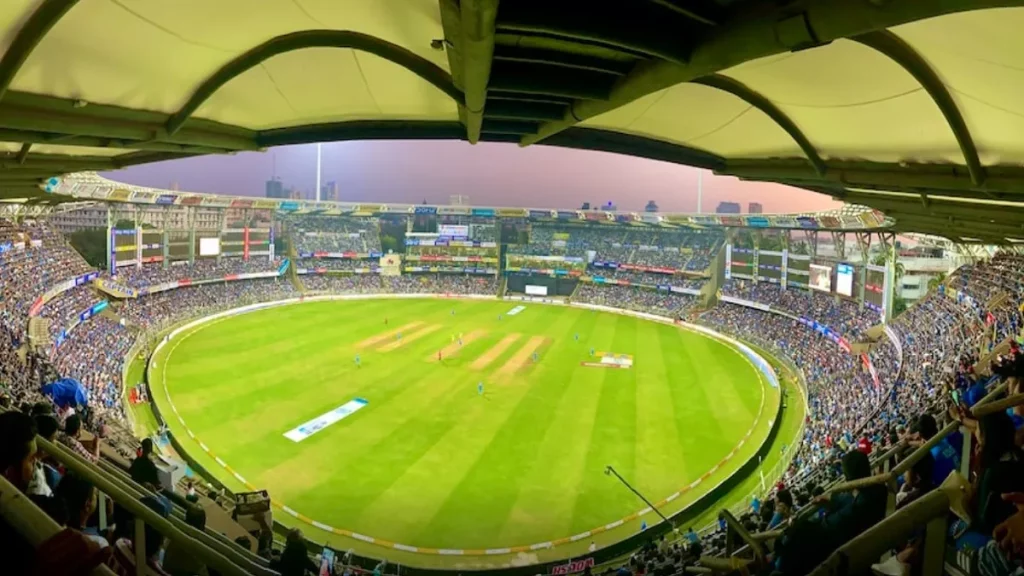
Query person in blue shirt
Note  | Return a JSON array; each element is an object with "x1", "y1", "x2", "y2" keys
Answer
[
  {"x1": 915, "y1": 413, "x2": 960, "y2": 486},
  {"x1": 686, "y1": 527, "x2": 699, "y2": 545},
  {"x1": 750, "y1": 495, "x2": 761, "y2": 514},
  {"x1": 767, "y1": 489, "x2": 794, "y2": 529},
  {"x1": 963, "y1": 376, "x2": 989, "y2": 408}
]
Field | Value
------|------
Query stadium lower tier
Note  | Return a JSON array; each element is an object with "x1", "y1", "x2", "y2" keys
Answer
[{"x1": 144, "y1": 295, "x2": 789, "y2": 569}]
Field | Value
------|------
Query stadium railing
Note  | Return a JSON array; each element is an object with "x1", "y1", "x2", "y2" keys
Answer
[
  {"x1": 25, "y1": 423, "x2": 281, "y2": 576},
  {"x1": 697, "y1": 382, "x2": 1024, "y2": 575},
  {"x1": 0, "y1": 474, "x2": 118, "y2": 576}
]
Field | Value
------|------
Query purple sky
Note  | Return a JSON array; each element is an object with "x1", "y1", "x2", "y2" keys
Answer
[{"x1": 105, "y1": 141, "x2": 841, "y2": 214}]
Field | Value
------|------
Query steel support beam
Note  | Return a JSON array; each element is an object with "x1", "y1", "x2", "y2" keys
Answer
[
  {"x1": 692, "y1": 74, "x2": 826, "y2": 176},
  {"x1": 0, "y1": 91, "x2": 258, "y2": 151},
  {"x1": 165, "y1": 30, "x2": 464, "y2": 136},
  {"x1": 492, "y1": 46, "x2": 631, "y2": 75},
  {"x1": 648, "y1": 0, "x2": 723, "y2": 26},
  {"x1": 497, "y1": 1, "x2": 695, "y2": 63},
  {"x1": 0, "y1": 0, "x2": 81, "y2": 102},
  {"x1": 489, "y1": 60, "x2": 615, "y2": 101},
  {"x1": 484, "y1": 99, "x2": 567, "y2": 121},
  {"x1": 459, "y1": 0, "x2": 499, "y2": 143},
  {"x1": 721, "y1": 159, "x2": 1024, "y2": 198},
  {"x1": 520, "y1": 0, "x2": 1024, "y2": 146},
  {"x1": 851, "y1": 31, "x2": 985, "y2": 186}
]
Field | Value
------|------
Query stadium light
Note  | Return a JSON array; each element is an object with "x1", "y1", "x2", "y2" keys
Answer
[{"x1": 604, "y1": 465, "x2": 674, "y2": 529}]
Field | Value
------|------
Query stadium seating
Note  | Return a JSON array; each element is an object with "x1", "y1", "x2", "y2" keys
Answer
[{"x1": 4, "y1": 213, "x2": 1024, "y2": 576}]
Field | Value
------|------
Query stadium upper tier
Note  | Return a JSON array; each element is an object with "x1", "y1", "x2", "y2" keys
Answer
[
  {"x1": 4, "y1": 3, "x2": 1024, "y2": 241},
  {"x1": 3, "y1": 210, "x2": 1024, "y2": 573},
  {"x1": 50, "y1": 172, "x2": 891, "y2": 232}
]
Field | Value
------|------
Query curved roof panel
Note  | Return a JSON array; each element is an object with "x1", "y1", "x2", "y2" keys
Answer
[{"x1": 1, "y1": 0, "x2": 1024, "y2": 242}]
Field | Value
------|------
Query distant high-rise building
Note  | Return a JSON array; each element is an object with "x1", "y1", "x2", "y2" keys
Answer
[
  {"x1": 320, "y1": 181, "x2": 339, "y2": 202},
  {"x1": 716, "y1": 201, "x2": 741, "y2": 214},
  {"x1": 644, "y1": 200, "x2": 659, "y2": 213},
  {"x1": 287, "y1": 188, "x2": 302, "y2": 200},
  {"x1": 265, "y1": 178, "x2": 286, "y2": 199},
  {"x1": 602, "y1": 201, "x2": 618, "y2": 211},
  {"x1": 748, "y1": 202, "x2": 763, "y2": 214},
  {"x1": 450, "y1": 194, "x2": 469, "y2": 205}
]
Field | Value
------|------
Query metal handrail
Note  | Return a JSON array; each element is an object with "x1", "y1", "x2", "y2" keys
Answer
[
  {"x1": 0, "y1": 474, "x2": 118, "y2": 576},
  {"x1": 972, "y1": 392, "x2": 1024, "y2": 417},
  {"x1": 39, "y1": 436, "x2": 278, "y2": 576},
  {"x1": 53, "y1": 439, "x2": 276, "y2": 575},
  {"x1": 807, "y1": 489, "x2": 950, "y2": 576}
]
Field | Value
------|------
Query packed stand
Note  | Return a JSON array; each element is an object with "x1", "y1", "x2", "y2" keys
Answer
[
  {"x1": 298, "y1": 258, "x2": 377, "y2": 272},
  {"x1": 109, "y1": 257, "x2": 283, "y2": 290},
  {"x1": 301, "y1": 274, "x2": 384, "y2": 294},
  {"x1": 0, "y1": 220, "x2": 94, "y2": 339},
  {"x1": 699, "y1": 304, "x2": 896, "y2": 480},
  {"x1": 37, "y1": 285, "x2": 105, "y2": 341},
  {"x1": 595, "y1": 269, "x2": 706, "y2": 291},
  {"x1": 383, "y1": 274, "x2": 499, "y2": 295},
  {"x1": 291, "y1": 215, "x2": 382, "y2": 253},
  {"x1": 721, "y1": 279, "x2": 881, "y2": 340},
  {"x1": 119, "y1": 279, "x2": 298, "y2": 333},
  {"x1": 573, "y1": 284, "x2": 701, "y2": 318}
]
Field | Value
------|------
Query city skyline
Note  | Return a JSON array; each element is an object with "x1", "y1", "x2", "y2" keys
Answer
[{"x1": 105, "y1": 140, "x2": 843, "y2": 214}]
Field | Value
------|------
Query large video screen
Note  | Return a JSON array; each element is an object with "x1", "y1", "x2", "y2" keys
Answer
[
  {"x1": 809, "y1": 264, "x2": 832, "y2": 292},
  {"x1": 836, "y1": 263, "x2": 854, "y2": 297},
  {"x1": 438, "y1": 224, "x2": 469, "y2": 238},
  {"x1": 199, "y1": 237, "x2": 221, "y2": 256}
]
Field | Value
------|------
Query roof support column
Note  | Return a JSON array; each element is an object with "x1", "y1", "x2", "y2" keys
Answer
[{"x1": 460, "y1": 0, "x2": 499, "y2": 143}]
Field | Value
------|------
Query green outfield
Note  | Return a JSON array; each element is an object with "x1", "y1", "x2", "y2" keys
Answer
[{"x1": 148, "y1": 298, "x2": 781, "y2": 568}]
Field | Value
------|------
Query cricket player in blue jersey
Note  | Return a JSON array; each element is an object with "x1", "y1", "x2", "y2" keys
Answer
[
  {"x1": 532, "y1": 351, "x2": 539, "y2": 363},
  {"x1": 575, "y1": 333, "x2": 579, "y2": 341},
  {"x1": 478, "y1": 381, "x2": 484, "y2": 395},
  {"x1": 354, "y1": 354, "x2": 361, "y2": 368}
]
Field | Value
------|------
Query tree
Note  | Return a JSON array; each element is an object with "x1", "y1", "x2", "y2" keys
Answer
[
  {"x1": 926, "y1": 273, "x2": 947, "y2": 293},
  {"x1": 68, "y1": 228, "x2": 107, "y2": 268},
  {"x1": 581, "y1": 202, "x2": 591, "y2": 210},
  {"x1": 380, "y1": 235, "x2": 400, "y2": 254},
  {"x1": 792, "y1": 241, "x2": 809, "y2": 255}
]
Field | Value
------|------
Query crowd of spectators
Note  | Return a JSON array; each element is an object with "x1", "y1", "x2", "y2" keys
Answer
[
  {"x1": 0, "y1": 220, "x2": 93, "y2": 339},
  {"x1": 298, "y1": 258, "x2": 377, "y2": 272},
  {"x1": 509, "y1": 224, "x2": 722, "y2": 275},
  {"x1": 721, "y1": 279, "x2": 881, "y2": 340},
  {"x1": 119, "y1": 279, "x2": 298, "y2": 332},
  {"x1": 291, "y1": 215, "x2": 382, "y2": 253},
  {"x1": 594, "y1": 269, "x2": 707, "y2": 292},
  {"x1": 37, "y1": 285, "x2": 105, "y2": 340},
  {"x1": 109, "y1": 257, "x2": 282, "y2": 290},
  {"x1": 300, "y1": 273, "x2": 500, "y2": 296},
  {"x1": 573, "y1": 284, "x2": 702, "y2": 318}
]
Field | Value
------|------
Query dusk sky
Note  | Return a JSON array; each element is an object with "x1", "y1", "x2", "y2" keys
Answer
[{"x1": 105, "y1": 141, "x2": 842, "y2": 214}]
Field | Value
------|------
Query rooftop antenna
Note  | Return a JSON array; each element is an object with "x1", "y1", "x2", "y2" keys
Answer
[
  {"x1": 316, "y1": 143, "x2": 322, "y2": 202},
  {"x1": 696, "y1": 170, "x2": 703, "y2": 214}
]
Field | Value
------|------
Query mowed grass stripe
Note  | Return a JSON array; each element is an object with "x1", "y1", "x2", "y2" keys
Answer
[
  {"x1": 163, "y1": 300, "x2": 768, "y2": 550},
  {"x1": 680, "y1": 333, "x2": 759, "y2": 430},
  {"x1": 494, "y1": 308, "x2": 605, "y2": 544},
  {"x1": 352, "y1": 365, "x2": 543, "y2": 543},
  {"x1": 418, "y1": 306, "x2": 589, "y2": 547},
  {"x1": 569, "y1": 314, "x2": 641, "y2": 533},
  {"x1": 633, "y1": 319, "x2": 689, "y2": 500}
]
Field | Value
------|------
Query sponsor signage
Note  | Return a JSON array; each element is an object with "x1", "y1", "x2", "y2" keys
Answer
[{"x1": 283, "y1": 399, "x2": 369, "y2": 442}]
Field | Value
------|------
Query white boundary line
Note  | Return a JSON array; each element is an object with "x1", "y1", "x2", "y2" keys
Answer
[{"x1": 149, "y1": 293, "x2": 780, "y2": 557}]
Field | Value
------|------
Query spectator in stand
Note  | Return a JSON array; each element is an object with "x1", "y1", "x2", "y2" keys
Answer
[
  {"x1": 273, "y1": 528, "x2": 318, "y2": 576},
  {"x1": 130, "y1": 438, "x2": 160, "y2": 491},
  {"x1": 163, "y1": 504, "x2": 209, "y2": 576},
  {"x1": 55, "y1": 472, "x2": 110, "y2": 549},
  {"x1": 773, "y1": 451, "x2": 887, "y2": 575},
  {"x1": 60, "y1": 413, "x2": 99, "y2": 463}
]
